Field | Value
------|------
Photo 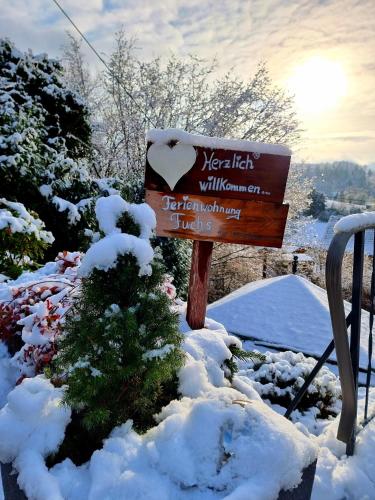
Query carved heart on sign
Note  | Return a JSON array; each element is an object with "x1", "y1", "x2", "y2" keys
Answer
[{"x1": 147, "y1": 143, "x2": 197, "y2": 190}]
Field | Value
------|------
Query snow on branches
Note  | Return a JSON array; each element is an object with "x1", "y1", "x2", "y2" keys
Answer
[{"x1": 0, "y1": 199, "x2": 54, "y2": 278}]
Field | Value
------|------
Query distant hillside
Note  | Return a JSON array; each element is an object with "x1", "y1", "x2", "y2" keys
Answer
[{"x1": 296, "y1": 161, "x2": 375, "y2": 205}]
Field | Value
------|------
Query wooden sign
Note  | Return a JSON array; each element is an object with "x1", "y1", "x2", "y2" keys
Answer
[
  {"x1": 146, "y1": 190, "x2": 289, "y2": 248},
  {"x1": 144, "y1": 129, "x2": 291, "y2": 329},
  {"x1": 145, "y1": 137, "x2": 290, "y2": 204}
]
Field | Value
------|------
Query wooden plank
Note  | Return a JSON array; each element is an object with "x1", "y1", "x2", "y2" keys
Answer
[
  {"x1": 146, "y1": 190, "x2": 289, "y2": 248},
  {"x1": 145, "y1": 143, "x2": 291, "y2": 204},
  {"x1": 186, "y1": 241, "x2": 214, "y2": 330}
]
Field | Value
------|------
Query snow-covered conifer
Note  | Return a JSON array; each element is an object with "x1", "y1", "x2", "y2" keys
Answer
[{"x1": 52, "y1": 195, "x2": 183, "y2": 443}]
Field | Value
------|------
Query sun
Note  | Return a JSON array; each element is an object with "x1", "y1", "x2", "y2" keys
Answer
[{"x1": 287, "y1": 57, "x2": 347, "y2": 115}]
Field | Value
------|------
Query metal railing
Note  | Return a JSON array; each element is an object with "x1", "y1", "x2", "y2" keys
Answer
[{"x1": 285, "y1": 223, "x2": 374, "y2": 456}]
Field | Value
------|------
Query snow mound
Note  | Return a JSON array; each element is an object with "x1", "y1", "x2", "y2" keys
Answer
[
  {"x1": 79, "y1": 233, "x2": 154, "y2": 277},
  {"x1": 95, "y1": 194, "x2": 156, "y2": 239},
  {"x1": 82, "y1": 396, "x2": 316, "y2": 500},
  {"x1": 313, "y1": 388, "x2": 375, "y2": 499},
  {"x1": 0, "y1": 323, "x2": 317, "y2": 499},
  {"x1": 0, "y1": 376, "x2": 71, "y2": 463},
  {"x1": 207, "y1": 274, "x2": 375, "y2": 372}
]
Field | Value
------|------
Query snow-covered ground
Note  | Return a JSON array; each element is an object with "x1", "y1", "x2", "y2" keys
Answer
[
  {"x1": 0, "y1": 326, "x2": 318, "y2": 500},
  {"x1": 0, "y1": 319, "x2": 374, "y2": 499},
  {"x1": 0, "y1": 260, "x2": 374, "y2": 498}
]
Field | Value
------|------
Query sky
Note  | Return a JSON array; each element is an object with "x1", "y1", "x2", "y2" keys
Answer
[{"x1": 0, "y1": 0, "x2": 374, "y2": 165}]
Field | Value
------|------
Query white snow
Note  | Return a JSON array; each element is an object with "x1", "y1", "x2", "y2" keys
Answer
[
  {"x1": 147, "y1": 128, "x2": 291, "y2": 156},
  {"x1": 207, "y1": 274, "x2": 375, "y2": 376},
  {"x1": 334, "y1": 211, "x2": 375, "y2": 234},
  {"x1": 142, "y1": 344, "x2": 174, "y2": 361},
  {"x1": 0, "y1": 343, "x2": 18, "y2": 409},
  {"x1": 312, "y1": 387, "x2": 375, "y2": 499},
  {"x1": 293, "y1": 216, "x2": 375, "y2": 255},
  {"x1": 39, "y1": 184, "x2": 53, "y2": 198},
  {"x1": 0, "y1": 323, "x2": 318, "y2": 500},
  {"x1": 95, "y1": 195, "x2": 127, "y2": 235},
  {"x1": 0, "y1": 198, "x2": 54, "y2": 244},
  {"x1": 52, "y1": 196, "x2": 81, "y2": 225},
  {"x1": 79, "y1": 196, "x2": 156, "y2": 278},
  {"x1": 1, "y1": 262, "x2": 375, "y2": 498},
  {"x1": 95, "y1": 195, "x2": 156, "y2": 239},
  {"x1": 78, "y1": 233, "x2": 154, "y2": 277},
  {"x1": 0, "y1": 376, "x2": 71, "y2": 463},
  {"x1": 0, "y1": 302, "x2": 374, "y2": 499}
]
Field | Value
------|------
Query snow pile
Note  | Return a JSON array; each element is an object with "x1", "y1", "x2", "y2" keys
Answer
[
  {"x1": 76, "y1": 396, "x2": 315, "y2": 500},
  {"x1": 0, "y1": 376, "x2": 71, "y2": 463},
  {"x1": 0, "y1": 376, "x2": 71, "y2": 500},
  {"x1": 334, "y1": 211, "x2": 375, "y2": 234},
  {"x1": 79, "y1": 195, "x2": 156, "y2": 278},
  {"x1": 0, "y1": 198, "x2": 54, "y2": 244},
  {"x1": 312, "y1": 388, "x2": 375, "y2": 499},
  {"x1": 207, "y1": 274, "x2": 375, "y2": 376},
  {"x1": 147, "y1": 128, "x2": 291, "y2": 156},
  {"x1": 0, "y1": 322, "x2": 317, "y2": 499},
  {"x1": 0, "y1": 342, "x2": 18, "y2": 408}
]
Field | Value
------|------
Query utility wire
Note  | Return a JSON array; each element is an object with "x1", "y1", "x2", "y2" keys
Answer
[{"x1": 51, "y1": 0, "x2": 157, "y2": 127}]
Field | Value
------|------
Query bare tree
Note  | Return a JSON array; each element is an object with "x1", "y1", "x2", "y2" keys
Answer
[
  {"x1": 92, "y1": 30, "x2": 301, "y2": 179},
  {"x1": 61, "y1": 33, "x2": 98, "y2": 106},
  {"x1": 61, "y1": 32, "x2": 311, "y2": 300}
]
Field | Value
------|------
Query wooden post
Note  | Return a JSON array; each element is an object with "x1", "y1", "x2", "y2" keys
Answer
[{"x1": 186, "y1": 240, "x2": 214, "y2": 330}]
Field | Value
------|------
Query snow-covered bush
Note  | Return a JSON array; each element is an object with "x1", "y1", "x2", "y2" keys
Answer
[
  {"x1": 0, "y1": 251, "x2": 81, "y2": 381},
  {"x1": 241, "y1": 351, "x2": 342, "y2": 420},
  {"x1": 0, "y1": 198, "x2": 54, "y2": 278},
  {"x1": 52, "y1": 195, "x2": 184, "y2": 451}
]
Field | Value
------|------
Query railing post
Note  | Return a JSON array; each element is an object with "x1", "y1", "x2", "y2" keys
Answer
[
  {"x1": 292, "y1": 255, "x2": 298, "y2": 274},
  {"x1": 346, "y1": 231, "x2": 365, "y2": 455},
  {"x1": 326, "y1": 231, "x2": 357, "y2": 447}
]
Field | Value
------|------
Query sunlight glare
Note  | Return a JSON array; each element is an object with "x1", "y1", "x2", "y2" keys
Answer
[{"x1": 288, "y1": 57, "x2": 347, "y2": 115}]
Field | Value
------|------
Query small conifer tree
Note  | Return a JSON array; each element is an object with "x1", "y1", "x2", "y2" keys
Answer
[{"x1": 52, "y1": 195, "x2": 184, "y2": 439}]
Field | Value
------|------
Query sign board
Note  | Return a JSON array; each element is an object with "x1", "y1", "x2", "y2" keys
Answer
[
  {"x1": 144, "y1": 129, "x2": 291, "y2": 329},
  {"x1": 145, "y1": 143, "x2": 290, "y2": 204},
  {"x1": 146, "y1": 190, "x2": 289, "y2": 248},
  {"x1": 145, "y1": 129, "x2": 291, "y2": 248}
]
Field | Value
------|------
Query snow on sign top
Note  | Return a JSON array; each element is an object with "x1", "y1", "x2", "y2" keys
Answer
[{"x1": 146, "y1": 128, "x2": 291, "y2": 156}]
